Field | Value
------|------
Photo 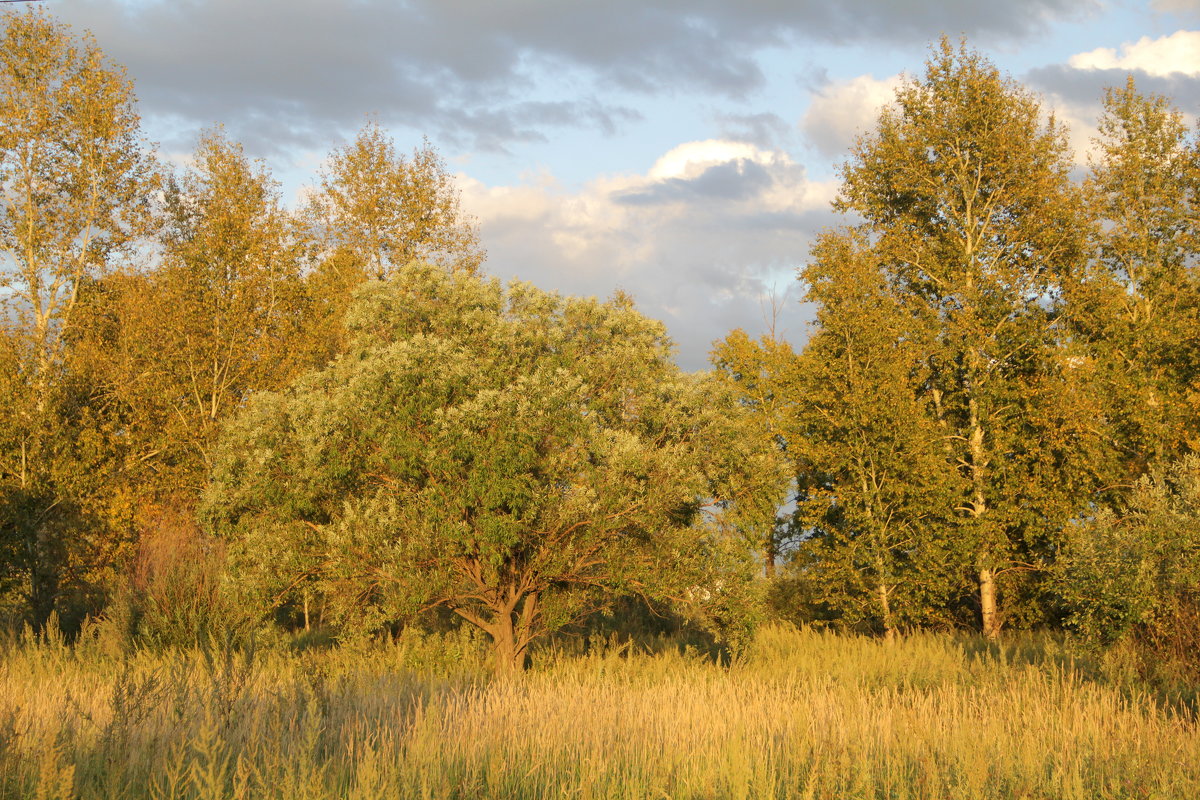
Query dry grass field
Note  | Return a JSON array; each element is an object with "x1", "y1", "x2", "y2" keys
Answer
[{"x1": 1, "y1": 623, "x2": 1196, "y2": 799}]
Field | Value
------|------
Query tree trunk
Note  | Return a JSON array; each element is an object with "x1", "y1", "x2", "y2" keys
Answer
[
  {"x1": 764, "y1": 539, "x2": 777, "y2": 579},
  {"x1": 878, "y1": 580, "x2": 895, "y2": 642},
  {"x1": 979, "y1": 567, "x2": 1000, "y2": 641},
  {"x1": 965, "y1": 360, "x2": 1001, "y2": 641},
  {"x1": 490, "y1": 612, "x2": 526, "y2": 675}
]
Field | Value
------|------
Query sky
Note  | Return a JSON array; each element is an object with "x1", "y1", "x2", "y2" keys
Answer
[{"x1": 42, "y1": 0, "x2": 1200, "y2": 369}]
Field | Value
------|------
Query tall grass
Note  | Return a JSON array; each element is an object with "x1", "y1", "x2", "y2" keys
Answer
[{"x1": 1, "y1": 623, "x2": 1195, "y2": 799}]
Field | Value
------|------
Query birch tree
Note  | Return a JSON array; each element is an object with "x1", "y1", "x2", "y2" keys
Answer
[
  {"x1": 0, "y1": 8, "x2": 153, "y2": 623},
  {"x1": 837, "y1": 40, "x2": 1087, "y2": 638}
]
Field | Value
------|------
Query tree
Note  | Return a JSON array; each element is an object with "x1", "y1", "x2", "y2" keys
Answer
[
  {"x1": 77, "y1": 128, "x2": 307, "y2": 499},
  {"x1": 836, "y1": 40, "x2": 1089, "y2": 638},
  {"x1": 1065, "y1": 79, "x2": 1200, "y2": 483},
  {"x1": 301, "y1": 123, "x2": 484, "y2": 363},
  {"x1": 206, "y1": 264, "x2": 763, "y2": 671},
  {"x1": 0, "y1": 8, "x2": 153, "y2": 624},
  {"x1": 710, "y1": 327, "x2": 800, "y2": 578},
  {"x1": 1056, "y1": 457, "x2": 1200, "y2": 651},
  {"x1": 788, "y1": 230, "x2": 961, "y2": 637}
]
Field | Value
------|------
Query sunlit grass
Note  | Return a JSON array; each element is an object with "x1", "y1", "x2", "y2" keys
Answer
[{"x1": 2, "y1": 623, "x2": 1195, "y2": 799}]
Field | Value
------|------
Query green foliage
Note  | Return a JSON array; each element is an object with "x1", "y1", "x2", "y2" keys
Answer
[
  {"x1": 207, "y1": 264, "x2": 765, "y2": 670},
  {"x1": 710, "y1": 328, "x2": 802, "y2": 577},
  {"x1": 1056, "y1": 456, "x2": 1200, "y2": 646},
  {"x1": 776, "y1": 39, "x2": 1095, "y2": 638},
  {"x1": 1064, "y1": 78, "x2": 1200, "y2": 482},
  {"x1": 787, "y1": 229, "x2": 964, "y2": 635}
]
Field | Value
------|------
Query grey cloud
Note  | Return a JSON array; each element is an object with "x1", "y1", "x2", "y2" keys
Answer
[
  {"x1": 1152, "y1": 0, "x2": 1200, "y2": 16},
  {"x1": 1027, "y1": 64, "x2": 1200, "y2": 115},
  {"x1": 432, "y1": 101, "x2": 643, "y2": 153},
  {"x1": 615, "y1": 159, "x2": 775, "y2": 206},
  {"x1": 507, "y1": 101, "x2": 644, "y2": 139},
  {"x1": 712, "y1": 112, "x2": 795, "y2": 149},
  {"x1": 56, "y1": 0, "x2": 642, "y2": 157},
  {"x1": 52, "y1": 0, "x2": 1087, "y2": 159}
]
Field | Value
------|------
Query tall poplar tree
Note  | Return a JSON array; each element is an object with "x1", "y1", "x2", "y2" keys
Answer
[
  {"x1": 790, "y1": 230, "x2": 959, "y2": 636},
  {"x1": 837, "y1": 40, "x2": 1088, "y2": 638},
  {"x1": 0, "y1": 8, "x2": 153, "y2": 624},
  {"x1": 1066, "y1": 79, "x2": 1200, "y2": 483}
]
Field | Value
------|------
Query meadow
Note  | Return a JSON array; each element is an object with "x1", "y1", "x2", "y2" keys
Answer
[{"x1": 1, "y1": 623, "x2": 1196, "y2": 800}]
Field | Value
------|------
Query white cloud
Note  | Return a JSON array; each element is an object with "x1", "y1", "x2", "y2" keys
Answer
[
  {"x1": 1068, "y1": 30, "x2": 1200, "y2": 77},
  {"x1": 1037, "y1": 92, "x2": 1102, "y2": 169},
  {"x1": 801, "y1": 74, "x2": 903, "y2": 159},
  {"x1": 459, "y1": 141, "x2": 834, "y2": 369},
  {"x1": 648, "y1": 140, "x2": 780, "y2": 180}
]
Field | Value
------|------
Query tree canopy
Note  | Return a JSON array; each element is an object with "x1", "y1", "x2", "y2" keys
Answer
[
  {"x1": 206, "y1": 264, "x2": 774, "y2": 670},
  {"x1": 4, "y1": 5, "x2": 1200, "y2": 661}
]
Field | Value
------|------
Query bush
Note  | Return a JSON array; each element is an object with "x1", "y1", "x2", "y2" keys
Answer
[
  {"x1": 116, "y1": 503, "x2": 253, "y2": 648},
  {"x1": 1056, "y1": 457, "x2": 1200, "y2": 677}
]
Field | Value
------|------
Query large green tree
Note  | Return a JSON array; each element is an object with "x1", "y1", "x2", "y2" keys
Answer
[
  {"x1": 835, "y1": 40, "x2": 1091, "y2": 638},
  {"x1": 207, "y1": 264, "x2": 765, "y2": 671}
]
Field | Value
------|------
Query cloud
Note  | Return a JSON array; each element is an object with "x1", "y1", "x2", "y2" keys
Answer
[
  {"x1": 646, "y1": 140, "x2": 773, "y2": 179},
  {"x1": 712, "y1": 112, "x2": 795, "y2": 150},
  {"x1": 459, "y1": 140, "x2": 837, "y2": 369},
  {"x1": 53, "y1": 0, "x2": 1086, "y2": 158},
  {"x1": 1152, "y1": 0, "x2": 1200, "y2": 16},
  {"x1": 801, "y1": 74, "x2": 903, "y2": 159},
  {"x1": 1068, "y1": 30, "x2": 1200, "y2": 76},
  {"x1": 1025, "y1": 32, "x2": 1200, "y2": 164},
  {"x1": 795, "y1": 32, "x2": 1200, "y2": 175},
  {"x1": 617, "y1": 159, "x2": 776, "y2": 205}
]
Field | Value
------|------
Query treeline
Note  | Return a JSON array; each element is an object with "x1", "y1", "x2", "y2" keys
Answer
[
  {"x1": 0, "y1": 9, "x2": 784, "y2": 671},
  {"x1": 3, "y1": 9, "x2": 1199, "y2": 671},
  {"x1": 0, "y1": 13, "x2": 487, "y2": 625},
  {"x1": 716, "y1": 40, "x2": 1200, "y2": 658}
]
